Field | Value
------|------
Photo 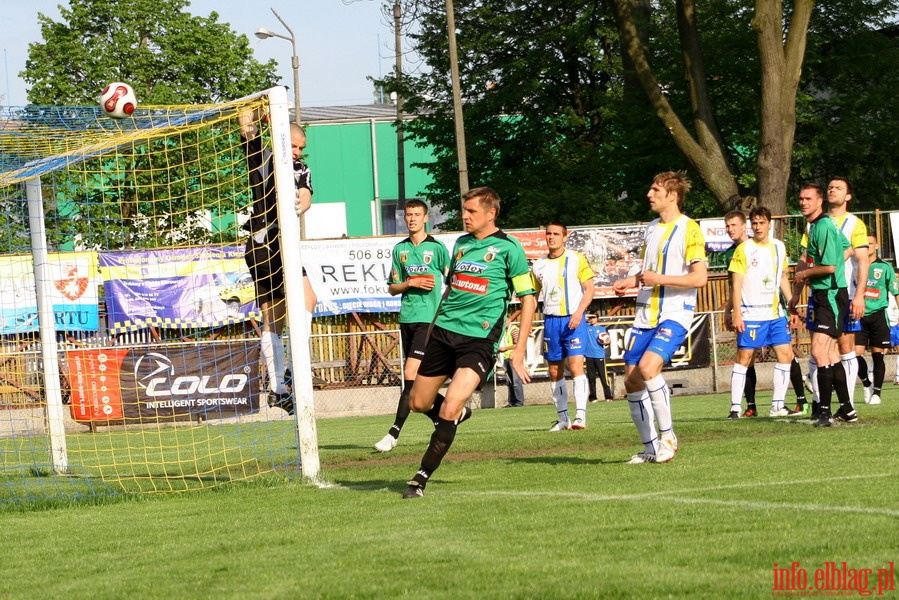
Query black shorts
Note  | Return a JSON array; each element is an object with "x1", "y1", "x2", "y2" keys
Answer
[
  {"x1": 807, "y1": 288, "x2": 848, "y2": 339},
  {"x1": 400, "y1": 322, "x2": 431, "y2": 362},
  {"x1": 417, "y1": 326, "x2": 495, "y2": 389},
  {"x1": 245, "y1": 226, "x2": 307, "y2": 305},
  {"x1": 246, "y1": 227, "x2": 283, "y2": 305},
  {"x1": 856, "y1": 310, "x2": 892, "y2": 349}
]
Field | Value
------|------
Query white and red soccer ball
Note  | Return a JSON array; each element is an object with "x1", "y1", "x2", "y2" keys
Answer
[{"x1": 99, "y1": 82, "x2": 138, "y2": 119}]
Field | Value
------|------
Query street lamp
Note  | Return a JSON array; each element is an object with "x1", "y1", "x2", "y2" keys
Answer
[{"x1": 255, "y1": 8, "x2": 301, "y2": 125}]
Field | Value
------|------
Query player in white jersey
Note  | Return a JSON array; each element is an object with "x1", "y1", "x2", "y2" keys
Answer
[
  {"x1": 613, "y1": 171, "x2": 707, "y2": 464},
  {"x1": 727, "y1": 206, "x2": 802, "y2": 419},
  {"x1": 531, "y1": 222, "x2": 595, "y2": 430}
]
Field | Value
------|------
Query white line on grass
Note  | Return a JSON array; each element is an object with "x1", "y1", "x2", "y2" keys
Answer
[{"x1": 448, "y1": 473, "x2": 899, "y2": 517}]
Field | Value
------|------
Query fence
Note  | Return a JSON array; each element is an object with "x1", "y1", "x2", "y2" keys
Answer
[{"x1": 6, "y1": 307, "x2": 898, "y2": 420}]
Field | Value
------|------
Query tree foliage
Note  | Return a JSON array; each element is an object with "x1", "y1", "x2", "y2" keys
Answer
[
  {"x1": 22, "y1": 0, "x2": 279, "y2": 104},
  {"x1": 394, "y1": 0, "x2": 898, "y2": 227},
  {"x1": 12, "y1": 0, "x2": 281, "y2": 251}
]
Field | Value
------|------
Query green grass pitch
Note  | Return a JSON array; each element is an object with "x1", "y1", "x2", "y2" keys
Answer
[{"x1": 1, "y1": 388, "x2": 897, "y2": 598}]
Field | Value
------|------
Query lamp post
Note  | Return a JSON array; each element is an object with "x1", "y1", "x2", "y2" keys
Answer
[
  {"x1": 255, "y1": 8, "x2": 301, "y2": 125},
  {"x1": 256, "y1": 8, "x2": 306, "y2": 239}
]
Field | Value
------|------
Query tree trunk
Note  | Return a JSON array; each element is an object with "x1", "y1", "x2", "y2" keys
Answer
[
  {"x1": 754, "y1": 0, "x2": 815, "y2": 218},
  {"x1": 611, "y1": 0, "x2": 740, "y2": 210}
]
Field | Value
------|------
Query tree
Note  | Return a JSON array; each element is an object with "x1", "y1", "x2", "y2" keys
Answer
[
  {"x1": 792, "y1": 24, "x2": 899, "y2": 210},
  {"x1": 398, "y1": 0, "x2": 898, "y2": 226},
  {"x1": 397, "y1": 0, "x2": 669, "y2": 229},
  {"x1": 22, "y1": 0, "x2": 278, "y2": 104},
  {"x1": 12, "y1": 0, "x2": 281, "y2": 251}
]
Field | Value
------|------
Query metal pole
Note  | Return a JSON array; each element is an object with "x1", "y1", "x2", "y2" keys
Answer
[
  {"x1": 394, "y1": 1, "x2": 406, "y2": 209},
  {"x1": 267, "y1": 86, "x2": 321, "y2": 482},
  {"x1": 26, "y1": 178, "x2": 69, "y2": 474},
  {"x1": 445, "y1": 0, "x2": 469, "y2": 197},
  {"x1": 271, "y1": 8, "x2": 301, "y2": 126}
]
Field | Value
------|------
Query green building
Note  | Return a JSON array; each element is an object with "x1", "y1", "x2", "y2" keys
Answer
[{"x1": 301, "y1": 105, "x2": 443, "y2": 238}]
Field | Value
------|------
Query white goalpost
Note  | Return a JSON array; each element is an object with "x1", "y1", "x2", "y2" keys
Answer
[{"x1": 0, "y1": 87, "x2": 320, "y2": 505}]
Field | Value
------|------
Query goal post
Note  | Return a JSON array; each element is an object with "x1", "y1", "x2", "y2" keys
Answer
[
  {"x1": 0, "y1": 87, "x2": 320, "y2": 505},
  {"x1": 265, "y1": 85, "x2": 321, "y2": 481}
]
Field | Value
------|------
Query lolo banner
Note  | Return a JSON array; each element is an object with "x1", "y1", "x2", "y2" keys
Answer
[{"x1": 67, "y1": 341, "x2": 261, "y2": 422}]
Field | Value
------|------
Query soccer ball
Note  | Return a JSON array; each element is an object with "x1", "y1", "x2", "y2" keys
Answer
[{"x1": 99, "y1": 82, "x2": 138, "y2": 119}]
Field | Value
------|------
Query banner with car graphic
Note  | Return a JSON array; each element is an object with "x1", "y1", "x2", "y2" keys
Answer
[
  {"x1": 67, "y1": 340, "x2": 261, "y2": 422},
  {"x1": 99, "y1": 246, "x2": 259, "y2": 333},
  {"x1": 0, "y1": 251, "x2": 99, "y2": 334}
]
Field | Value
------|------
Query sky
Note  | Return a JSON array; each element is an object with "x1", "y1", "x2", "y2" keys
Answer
[{"x1": 2, "y1": 0, "x2": 412, "y2": 108}]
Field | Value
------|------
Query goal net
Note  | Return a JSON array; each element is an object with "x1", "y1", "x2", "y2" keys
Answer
[{"x1": 0, "y1": 86, "x2": 319, "y2": 506}]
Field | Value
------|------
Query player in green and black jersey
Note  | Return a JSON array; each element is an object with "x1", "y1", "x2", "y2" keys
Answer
[
  {"x1": 854, "y1": 234, "x2": 899, "y2": 405},
  {"x1": 402, "y1": 187, "x2": 537, "y2": 499},
  {"x1": 374, "y1": 200, "x2": 450, "y2": 452}
]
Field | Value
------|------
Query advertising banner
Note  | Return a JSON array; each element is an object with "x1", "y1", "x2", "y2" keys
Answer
[
  {"x1": 300, "y1": 226, "x2": 646, "y2": 314},
  {"x1": 0, "y1": 252, "x2": 99, "y2": 334},
  {"x1": 301, "y1": 233, "x2": 462, "y2": 316},
  {"x1": 601, "y1": 312, "x2": 711, "y2": 371},
  {"x1": 99, "y1": 246, "x2": 259, "y2": 333},
  {"x1": 700, "y1": 218, "x2": 748, "y2": 253},
  {"x1": 67, "y1": 341, "x2": 261, "y2": 422}
]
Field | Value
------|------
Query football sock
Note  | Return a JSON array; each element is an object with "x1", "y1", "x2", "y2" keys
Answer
[
  {"x1": 645, "y1": 374, "x2": 674, "y2": 440},
  {"x1": 730, "y1": 363, "x2": 747, "y2": 413},
  {"x1": 816, "y1": 364, "x2": 834, "y2": 415},
  {"x1": 551, "y1": 379, "x2": 569, "y2": 421},
  {"x1": 857, "y1": 355, "x2": 871, "y2": 387},
  {"x1": 572, "y1": 374, "x2": 588, "y2": 415},
  {"x1": 841, "y1": 351, "x2": 858, "y2": 408},
  {"x1": 627, "y1": 390, "x2": 657, "y2": 454},
  {"x1": 772, "y1": 362, "x2": 791, "y2": 411},
  {"x1": 808, "y1": 356, "x2": 819, "y2": 403},
  {"x1": 425, "y1": 393, "x2": 446, "y2": 423},
  {"x1": 790, "y1": 358, "x2": 807, "y2": 406},
  {"x1": 388, "y1": 379, "x2": 414, "y2": 439},
  {"x1": 412, "y1": 416, "x2": 458, "y2": 486},
  {"x1": 744, "y1": 364, "x2": 757, "y2": 405},
  {"x1": 872, "y1": 352, "x2": 885, "y2": 394},
  {"x1": 260, "y1": 330, "x2": 288, "y2": 394},
  {"x1": 832, "y1": 358, "x2": 853, "y2": 410}
]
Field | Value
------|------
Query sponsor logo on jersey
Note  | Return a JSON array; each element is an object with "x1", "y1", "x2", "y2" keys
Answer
[
  {"x1": 407, "y1": 265, "x2": 430, "y2": 274},
  {"x1": 451, "y1": 273, "x2": 488, "y2": 295},
  {"x1": 455, "y1": 261, "x2": 487, "y2": 274}
]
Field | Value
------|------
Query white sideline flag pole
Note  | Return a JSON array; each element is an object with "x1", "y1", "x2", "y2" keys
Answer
[
  {"x1": 26, "y1": 177, "x2": 69, "y2": 474},
  {"x1": 267, "y1": 86, "x2": 321, "y2": 481}
]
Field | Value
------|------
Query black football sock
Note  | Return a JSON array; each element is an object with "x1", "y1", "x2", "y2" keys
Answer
[
  {"x1": 857, "y1": 356, "x2": 871, "y2": 387},
  {"x1": 873, "y1": 352, "x2": 885, "y2": 395},
  {"x1": 411, "y1": 417, "x2": 458, "y2": 487},
  {"x1": 831, "y1": 362, "x2": 852, "y2": 411},
  {"x1": 816, "y1": 364, "x2": 834, "y2": 416},
  {"x1": 790, "y1": 358, "x2": 807, "y2": 406},
  {"x1": 388, "y1": 379, "x2": 414, "y2": 439},
  {"x1": 425, "y1": 393, "x2": 446, "y2": 423},
  {"x1": 745, "y1": 364, "x2": 757, "y2": 408}
]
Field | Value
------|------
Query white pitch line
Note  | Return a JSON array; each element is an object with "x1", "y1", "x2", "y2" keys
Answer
[{"x1": 445, "y1": 472, "x2": 899, "y2": 517}]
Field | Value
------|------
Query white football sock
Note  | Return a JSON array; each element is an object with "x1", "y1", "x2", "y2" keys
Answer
[
  {"x1": 551, "y1": 379, "x2": 569, "y2": 422},
  {"x1": 572, "y1": 374, "x2": 588, "y2": 419},
  {"x1": 772, "y1": 362, "x2": 792, "y2": 411},
  {"x1": 627, "y1": 389, "x2": 657, "y2": 454},
  {"x1": 841, "y1": 351, "x2": 858, "y2": 408},
  {"x1": 730, "y1": 363, "x2": 747, "y2": 412},
  {"x1": 645, "y1": 374, "x2": 674, "y2": 441}
]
